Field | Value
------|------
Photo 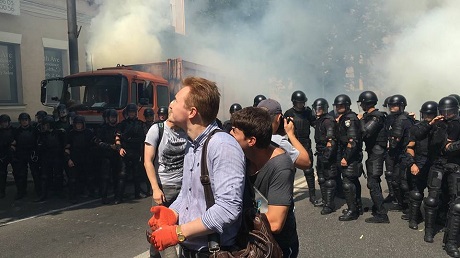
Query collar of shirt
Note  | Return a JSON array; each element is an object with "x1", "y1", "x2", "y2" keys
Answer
[{"x1": 189, "y1": 120, "x2": 219, "y2": 150}]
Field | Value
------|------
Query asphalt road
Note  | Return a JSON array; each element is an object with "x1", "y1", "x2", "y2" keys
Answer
[{"x1": 0, "y1": 170, "x2": 451, "y2": 258}]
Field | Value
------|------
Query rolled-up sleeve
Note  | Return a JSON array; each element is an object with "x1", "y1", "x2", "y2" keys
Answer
[{"x1": 201, "y1": 133, "x2": 246, "y2": 234}]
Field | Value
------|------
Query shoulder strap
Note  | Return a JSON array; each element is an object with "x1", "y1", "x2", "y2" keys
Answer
[
  {"x1": 200, "y1": 129, "x2": 224, "y2": 209},
  {"x1": 199, "y1": 129, "x2": 225, "y2": 252},
  {"x1": 156, "y1": 122, "x2": 164, "y2": 148}
]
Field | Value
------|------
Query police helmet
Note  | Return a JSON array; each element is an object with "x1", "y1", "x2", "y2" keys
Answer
[
  {"x1": 448, "y1": 94, "x2": 460, "y2": 106},
  {"x1": 388, "y1": 94, "x2": 407, "y2": 107},
  {"x1": 18, "y1": 112, "x2": 31, "y2": 121},
  {"x1": 291, "y1": 91, "x2": 307, "y2": 103},
  {"x1": 253, "y1": 95, "x2": 267, "y2": 107},
  {"x1": 438, "y1": 96, "x2": 459, "y2": 118},
  {"x1": 107, "y1": 109, "x2": 118, "y2": 125},
  {"x1": 333, "y1": 94, "x2": 352, "y2": 106},
  {"x1": 158, "y1": 106, "x2": 168, "y2": 116},
  {"x1": 420, "y1": 101, "x2": 438, "y2": 120},
  {"x1": 73, "y1": 115, "x2": 86, "y2": 130},
  {"x1": 57, "y1": 104, "x2": 68, "y2": 118},
  {"x1": 357, "y1": 91, "x2": 378, "y2": 105},
  {"x1": 312, "y1": 98, "x2": 329, "y2": 114},
  {"x1": 42, "y1": 115, "x2": 54, "y2": 125},
  {"x1": 229, "y1": 103, "x2": 242, "y2": 114},
  {"x1": 143, "y1": 108, "x2": 155, "y2": 118},
  {"x1": 35, "y1": 111, "x2": 48, "y2": 121},
  {"x1": 0, "y1": 114, "x2": 11, "y2": 123},
  {"x1": 126, "y1": 103, "x2": 138, "y2": 112},
  {"x1": 382, "y1": 96, "x2": 391, "y2": 108}
]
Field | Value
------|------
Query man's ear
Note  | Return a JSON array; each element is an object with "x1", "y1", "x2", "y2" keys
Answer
[
  {"x1": 188, "y1": 107, "x2": 198, "y2": 119},
  {"x1": 247, "y1": 136, "x2": 257, "y2": 147}
]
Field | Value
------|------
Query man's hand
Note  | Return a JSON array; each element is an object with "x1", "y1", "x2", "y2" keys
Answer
[
  {"x1": 341, "y1": 158, "x2": 348, "y2": 167},
  {"x1": 119, "y1": 148, "x2": 126, "y2": 157},
  {"x1": 284, "y1": 117, "x2": 295, "y2": 135},
  {"x1": 148, "y1": 206, "x2": 177, "y2": 230},
  {"x1": 357, "y1": 113, "x2": 363, "y2": 120},
  {"x1": 148, "y1": 225, "x2": 179, "y2": 251},
  {"x1": 429, "y1": 115, "x2": 444, "y2": 125},
  {"x1": 153, "y1": 189, "x2": 166, "y2": 205},
  {"x1": 410, "y1": 164, "x2": 420, "y2": 175},
  {"x1": 68, "y1": 159, "x2": 75, "y2": 168}
]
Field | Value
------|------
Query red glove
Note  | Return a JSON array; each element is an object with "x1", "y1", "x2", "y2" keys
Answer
[
  {"x1": 148, "y1": 206, "x2": 177, "y2": 230},
  {"x1": 150, "y1": 225, "x2": 179, "y2": 251}
]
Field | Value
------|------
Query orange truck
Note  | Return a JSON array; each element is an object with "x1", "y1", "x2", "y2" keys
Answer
[{"x1": 40, "y1": 58, "x2": 220, "y2": 126}]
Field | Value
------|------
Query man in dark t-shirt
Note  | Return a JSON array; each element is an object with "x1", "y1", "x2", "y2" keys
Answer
[{"x1": 230, "y1": 106, "x2": 298, "y2": 258}]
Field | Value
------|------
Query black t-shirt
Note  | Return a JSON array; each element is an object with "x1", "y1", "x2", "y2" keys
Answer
[{"x1": 249, "y1": 153, "x2": 297, "y2": 253}]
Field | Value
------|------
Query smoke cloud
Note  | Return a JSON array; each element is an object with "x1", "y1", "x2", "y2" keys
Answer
[
  {"x1": 86, "y1": 0, "x2": 460, "y2": 118},
  {"x1": 376, "y1": 0, "x2": 460, "y2": 112},
  {"x1": 86, "y1": 0, "x2": 170, "y2": 68}
]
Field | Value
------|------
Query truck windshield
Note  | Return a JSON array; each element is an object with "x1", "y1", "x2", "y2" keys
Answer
[{"x1": 63, "y1": 75, "x2": 128, "y2": 110}]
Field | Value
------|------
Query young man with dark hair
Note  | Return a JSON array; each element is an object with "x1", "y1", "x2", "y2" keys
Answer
[{"x1": 230, "y1": 106, "x2": 298, "y2": 257}]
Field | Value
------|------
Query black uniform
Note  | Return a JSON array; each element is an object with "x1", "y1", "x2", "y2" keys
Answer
[
  {"x1": 388, "y1": 112, "x2": 415, "y2": 210},
  {"x1": 284, "y1": 107, "x2": 316, "y2": 201},
  {"x1": 37, "y1": 128, "x2": 66, "y2": 200},
  {"x1": 116, "y1": 117, "x2": 146, "y2": 202},
  {"x1": 384, "y1": 113, "x2": 397, "y2": 202},
  {"x1": 95, "y1": 122, "x2": 121, "y2": 204},
  {"x1": 404, "y1": 120, "x2": 431, "y2": 229},
  {"x1": 65, "y1": 127, "x2": 95, "y2": 202},
  {"x1": 314, "y1": 113, "x2": 337, "y2": 214},
  {"x1": 12, "y1": 124, "x2": 40, "y2": 198},
  {"x1": 0, "y1": 125, "x2": 14, "y2": 198},
  {"x1": 337, "y1": 110, "x2": 363, "y2": 220},
  {"x1": 361, "y1": 109, "x2": 388, "y2": 216}
]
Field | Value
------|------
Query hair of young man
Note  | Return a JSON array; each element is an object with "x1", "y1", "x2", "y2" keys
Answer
[
  {"x1": 182, "y1": 77, "x2": 220, "y2": 125},
  {"x1": 231, "y1": 107, "x2": 272, "y2": 148}
]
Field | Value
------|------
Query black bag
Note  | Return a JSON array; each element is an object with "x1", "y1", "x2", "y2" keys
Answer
[{"x1": 201, "y1": 130, "x2": 283, "y2": 258}]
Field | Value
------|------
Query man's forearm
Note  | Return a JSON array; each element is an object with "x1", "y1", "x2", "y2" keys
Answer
[{"x1": 286, "y1": 131, "x2": 311, "y2": 169}]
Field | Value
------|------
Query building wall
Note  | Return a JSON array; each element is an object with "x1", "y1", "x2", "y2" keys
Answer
[{"x1": 0, "y1": 0, "x2": 97, "y2": 119}]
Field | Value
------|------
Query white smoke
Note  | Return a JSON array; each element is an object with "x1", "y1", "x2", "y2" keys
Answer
[
  {"x1": 86, "y1": 0, "x2": 170, "y2": 68},
  {"x1": 376, "y1": 0, "x2": 460, "y2": 112},
  {"x1": 85, "y1": 0, "x2": 460, "y2": 118}
]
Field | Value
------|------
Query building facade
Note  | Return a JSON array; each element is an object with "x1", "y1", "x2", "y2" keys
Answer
[{"x1": 0, "y1": 0, "x2": 97, "y2": 119}]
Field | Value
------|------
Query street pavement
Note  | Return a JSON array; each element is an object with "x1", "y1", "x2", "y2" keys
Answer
[{"x1": 0, "y1": 169, "x2": 451, "y2": 258}]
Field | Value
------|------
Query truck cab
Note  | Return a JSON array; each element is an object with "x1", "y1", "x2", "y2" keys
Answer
[{"x1": 40, "y1": 65, "x2": 170, "y2": 126}]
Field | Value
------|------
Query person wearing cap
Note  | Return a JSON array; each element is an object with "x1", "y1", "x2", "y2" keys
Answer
[{"x1": 257, "y1": 98, "x2": 312, "y2": 171}]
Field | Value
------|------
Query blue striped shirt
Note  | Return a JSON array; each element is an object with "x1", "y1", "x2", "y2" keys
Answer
[{"x1": 169, "y1": 121, "x2": 246, "y2": 251}]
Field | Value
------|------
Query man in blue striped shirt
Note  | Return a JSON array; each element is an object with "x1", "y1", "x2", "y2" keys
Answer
[{"x1": 148, "y1": 77, "x2": 246, "y2": 257}]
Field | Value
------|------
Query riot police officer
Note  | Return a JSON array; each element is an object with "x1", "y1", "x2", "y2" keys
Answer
[
  {"x1": 224, "y1": 103, "x2": 242, "y2": 133},
  {"x1": 386, "y1": 94, "x2": 415, "y2": 213},
  {"x1": 54, "y1": 104, "x2": 71, "y2": 131},
  {"x1": 94, "y1": 109, "x2": 121, "y2": 204},
  {"x1": 115, "y1": 103, "x2": 146, "y2": 203},
  {"x1": 253, "y1": 94, "x2": 266, "y2": 107},
  {"x1": 0, "y1": 114, "x2": 14, "y2": 199},
  {"x1": 65, "y1": 116, "x2": 95, "y2": 203},
  {"x1": 404, "y1": 101, "x2": 437, "y2": 230},
  {"x1": 422, "y1": 96, "x2": 460, "y2": 243},
  {"x1": 312, "y1": 98, "x2": 338, "y2": 214},
  {"x1": 36, "y1": 115, "x2": 66, "y2": 202},
  {"x1": 144, "y1": 108, "x2": 155, "y2": 130},
  {"x1": 11, "y1": 113, "x2": 40, "y2": 199},
  {"x1": 285, "y1": 90, "x2": 318, "y2": 204},
  {"x1": 157, "y1": 106, "x2": 168, "y2": 123},
  {"x1": 357, "y1": 91, "x2": 389, "y2": 223},
  {"x1": 334, "y1": 94, "x2": 363, "y2": 221},
  {"x1": 382, "y1": 96, "x2": 396, "y2": 203}
]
